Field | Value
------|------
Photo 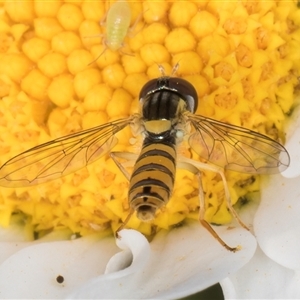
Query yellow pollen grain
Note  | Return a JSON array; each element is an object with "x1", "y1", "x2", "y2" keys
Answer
[
  {"x1": 74, "y1": 68, "x2": 102, "y2": 100},
  {"x1": 143, "y1": 1, "x2": 169, "y2": 23},
  {"x1": 48, "y1": 74, "x2": 74, "y2": 108},
  {"x1": 67, "y1": 49, "x2": 93, "y2": 75},
  {"x1": 140, "y1": 43, "x2": 170, "y2": 66},
  {"x1": 79, "y1": 20, "x2": 102, "y2": 49},
  {"x1": 169, "y1": 2, "x2": 198, "y2": 27},
  {"x1": 91, "y1": 45, "x2": 120, "y2": 69},
  {"x1": 121, "y1": 54, "x2": 147, "y2": 74},
  {"x1": 165, "y1": 27, "x2": 196, "y2": 54},
  {"x1": 0, "y1": 1, "x2": 299, "y2": 238},
  {"x1": 197, "y1": 34, "x2": 231, "y2": 65},
  {"x1": 57, "y1": 4, "x2": 84, "y2": 31},
  {"x1": 21, "y1": 69, "x2": 51, "y2": 102},
  {"x1": 0, "y1": 53, "x2": 33, "y2": 83},
  {"x1": 81, "y1": 2, "x2": 105, "y2": 22},
  {"x1": 82, "y1": 112, "x2": 108, "y2": 130},
  {"x1": 189, "y1": 11, "x2": 218, "y2": 39},
  {"x1": 38, "y1": 53, "x2": 67, "y2": 78},
  {"x1": 83, "y1": 84, "x2": 113, "y2": 112},
  {"x1": 106, "y1": 88, "x2": 132, "y2": 118},
  {"x1": 102, "y1": 64, "x2": 126, "y2": 89},
  {"x1": 34, "y1": 18, "x2": 63, "y2": 40},
  {"x1": 142, "y1": 23, "x2": 169, "y2": 44},
  {"x1": 22, "y1": 38, "x2": 51, "y2": 63},
  {"x1": 4, "y1": 1, "x2": 35, "y2": 24},
  {"x1": 52, "y1": 31, "x2": 82, "y2": 56},
  {"x1": 34, "y1": 1, "x2": 62, "y2": 18},
  {"x1": 172, "y1": 52, "x2": 203, "y2": 75}
]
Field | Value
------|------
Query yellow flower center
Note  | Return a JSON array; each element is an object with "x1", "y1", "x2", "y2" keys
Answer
[{"x1": 0, "y1": 1, "x2": 299, "y2": 239}]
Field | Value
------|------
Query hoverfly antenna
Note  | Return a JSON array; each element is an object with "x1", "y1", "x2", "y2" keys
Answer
[
  {"x1": 156, "y1": 62, "x2": 180, "y2": 77},
  {"x1": 171, "y1": 62, "x2": 180, "y2": 76},
  {"x1": 157, "y1": 63, "x2": 166, "y2": 76}
]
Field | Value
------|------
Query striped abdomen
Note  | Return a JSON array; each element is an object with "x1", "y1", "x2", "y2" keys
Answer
[{"x1": 128, "y1": 135, "x2": 176, "y2": 221}]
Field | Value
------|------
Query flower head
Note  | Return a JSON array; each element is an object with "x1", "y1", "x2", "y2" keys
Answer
[{"x1": 0, "y1": 0, "x2": 299, "y2": 299}]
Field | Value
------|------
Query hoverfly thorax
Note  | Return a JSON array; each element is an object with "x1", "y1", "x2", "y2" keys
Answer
[{"x1": 128, "y1": 77, "x2": 199, "y2": 221}]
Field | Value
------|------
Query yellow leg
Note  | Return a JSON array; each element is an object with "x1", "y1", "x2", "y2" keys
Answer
[
  {"x1": 178, "y1": 159, "x2": 241, "y2": 252},
  {"x1": 111, "y1": 151, "x2": 138, "y2": 238},
  {"x1": 195, "y1": 169, "x2": 240, "y2": 252},
  {"x1": 115, "y1": 209, "x2": 134, "y2": 239}
]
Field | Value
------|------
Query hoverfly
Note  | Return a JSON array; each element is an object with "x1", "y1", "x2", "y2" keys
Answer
[{"x1": 0, "y1": 74, "x2": 290, "y2": 252}]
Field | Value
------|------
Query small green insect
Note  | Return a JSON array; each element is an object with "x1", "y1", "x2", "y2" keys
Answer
[
  {"x1": 90, "y1": 0, "x2": 133, "y2": 63},
  {"x1": 105, "y1": 0, "x2": 132, "y2": 51}
]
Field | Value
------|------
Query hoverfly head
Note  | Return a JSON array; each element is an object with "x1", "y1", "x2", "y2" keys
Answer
[{"x1": 139, "y1": 76, "x2": 198, "y2": 114}]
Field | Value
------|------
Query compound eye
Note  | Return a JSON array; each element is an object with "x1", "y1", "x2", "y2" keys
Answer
[
  {"x1": 139, "y1": 79, "x2": 158, "y2": 100},
  {"x1": 168, "y1": 78, "x2": 198, "y2": 113},
  {"x1": 139, "y1": 76, "x2": 198, "y2": 113}
]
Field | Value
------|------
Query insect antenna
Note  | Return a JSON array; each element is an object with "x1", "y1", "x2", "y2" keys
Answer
[
  {"x1": 171, "y1": 62, "x2": 180, "y2": 76},
  {"x1": 156, "y1": 62, "x2": 180, "y2": 77},
  {"x1": 156, "y1": 63, "x2": 166, "y2": 76}
]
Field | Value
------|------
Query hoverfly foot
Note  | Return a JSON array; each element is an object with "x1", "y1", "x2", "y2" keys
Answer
[
  {"x1": 225, "y1": 244, "x2": 241, "y2": 253},
  {"x1": 115, "y1": 230, "x2": 122, "y2": 240},
  {"x1": 115, "y1": 209, "x2": 134, "y2": 239},
  {"x1": 115, "y1": 223, "x2": 125, "y2": 239},
  {"x1": 200, "y1": 218, "x2": 242, "y2": 252}
]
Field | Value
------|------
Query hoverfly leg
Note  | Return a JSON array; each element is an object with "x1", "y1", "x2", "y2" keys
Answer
[
  {"x1": 115, "y1": 209, "x2": 134, "y2": 239},
  {"x1": 110, "y1": 151, "x2": 138, "y2": 181},
  {"x1": 185, "y1": 158, "x2": 249, "y2": 231},
  {"x1": 178, "y1": 159, "x2": 240, "y2": 252},
  {"x1": 195, "y1": 170, "x2": 240, "y2": 252},
  {"x1": 111, "y1": 151, "x2": 138, "y2": 238},
  {"x1": 217, "y1": 169, "x2": 249, "y2": 231}
]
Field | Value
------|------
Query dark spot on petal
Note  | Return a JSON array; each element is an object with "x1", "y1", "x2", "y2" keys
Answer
[{"x1": 56, "y1": 275, "x2": 64, "y2": 284}]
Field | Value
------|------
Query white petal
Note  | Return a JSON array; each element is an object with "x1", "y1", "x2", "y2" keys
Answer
[
  {"x1": 281, "y1": 105, "x2": 300, "y2": 178},
  {"x1": 254, "y1": 174, "x2": 300, "y2": 270},
  {"x1": 69, "y1": 222, "x2": 256, "y2": 299},
  {"x1": 282, "y1": 135, "x2": 300, "y2": 178},
  {"x1": 0, "y1": 223, "x2": 256, "y2": 299},
  {"x1": 0, "y1": 224, "x2": 28, "y2": 242},
  {"x1": 220, "y1": 246, "x2": 300, "y2": 299},
  {"x1": 0, "y1": 241, "x2": 32, "y2": 265},
  {"x1": 0, "y1": 225, "x2": 33, "y2": 264},
  {"x1": 0, "y1": 235, "x2": 119, "y2": 299},
  {"x1": 104, "y1": 229, "x2": 150, "y2": 276}
]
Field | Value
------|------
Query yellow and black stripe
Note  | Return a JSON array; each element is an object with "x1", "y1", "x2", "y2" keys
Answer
[
  {"x1": 128, "y1": 135, "x2": 176, "y2": 221},
  {"x1": 128, "y1": 78, "x2": 198, "y2": 221}
]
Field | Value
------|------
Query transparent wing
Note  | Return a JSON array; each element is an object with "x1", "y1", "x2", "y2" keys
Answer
[
  {"x1": 0, "y1": 117, "x2": 132, "y2": 187},
  {"x1": 187, "y1": 114, "x2": 290, "y2": 174}
]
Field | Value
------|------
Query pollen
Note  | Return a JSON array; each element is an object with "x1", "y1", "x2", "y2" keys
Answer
[{"x1": 0, "y1": 1, "x2": 299, "y2": 239}]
